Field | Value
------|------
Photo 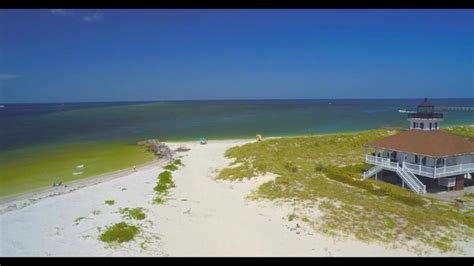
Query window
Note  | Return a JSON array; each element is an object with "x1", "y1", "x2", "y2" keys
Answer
[
  {"x1": 415, "y1": 155, "x2": 419, "y2": 164},
  {"x1": 429, "y1": 122, "x2": 432, "y2": 129},
  {"x1": 413, "y1": 122, "x2": 416, "y2": 129},
  {"x1": 437, "y1": 158, "x2": 444, "y2": 167},
  {"x1": 422, "y1": 157, "x2": 427, "y2": 166},
  {"x1": 435, "y1": 122, "x2": 438, "y2": 129},
  {"x1": 420, "y1": 122, "x2": 424, "y2": 129}
]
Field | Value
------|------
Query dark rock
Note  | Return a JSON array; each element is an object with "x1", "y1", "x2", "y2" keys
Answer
[{"x1": 137, "y1": 139, "x2": 173, "y2": 161}]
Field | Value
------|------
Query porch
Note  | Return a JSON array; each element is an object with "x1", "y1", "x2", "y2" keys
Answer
[{"x1": 365, "y1": 154, "x2": 474, "y2": 179}]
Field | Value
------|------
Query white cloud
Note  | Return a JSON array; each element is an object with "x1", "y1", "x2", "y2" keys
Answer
[
  {"x1": 49, "y1": 9, "x2": 73, "y2": 16},
  {"x1": 0, "y1": 74, "x2": 19, "y2": 81},
  {"x1": 82, "y1": 11, "x2": 103, "y2": 22}
]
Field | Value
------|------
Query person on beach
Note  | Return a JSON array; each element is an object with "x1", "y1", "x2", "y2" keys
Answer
[
  {"x1": 133, "y1": 165, "x2": 137, "y2": 171},
  {"x1": 256, "y1": 134, "x2": 262, "y2": 142}
]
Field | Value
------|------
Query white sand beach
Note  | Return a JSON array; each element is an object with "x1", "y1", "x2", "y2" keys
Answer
[{"x1": 0, "y1": 139, "x2": 471, "y2": 257}]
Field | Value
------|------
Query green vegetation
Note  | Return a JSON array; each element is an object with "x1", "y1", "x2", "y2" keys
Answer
[
  {"x1": 119, "y1": 207, "x2": 146, "y2": 220},
  {"x1": 73, "y1": 216, "x2": 86, "y2": 225},
  {"x1": 288, "y1": 213, "x2": 298, "y2": 222},
  {"x1": 217, "y1": 127, "x2": 474, "y2": 253},
  {"x1": 163, "y1": 164, "x2": 178, "y2": 171},
  {"x1": 99, "y1": 222, "x2": 140, "y2": 244},
  {"x1": 152, "y1": 159, "x2": 184, "y2": 204},
  {"x1": 153, "y1": 171, "x2": 176, "y2": 204},
  {"x1": 457, "y1": 193, "x2": 474, "y2": 202},
  {"x1": 0, "y1": 141, "x2": 155, "y2": 198},
  {"x1": 163, "y1": 159, "x2": 184, "y2": 171},
  {"x1": 443, "y1": 126, "x2": 474, "y2": 141},
  {"x1": 92, "y1": 209, "x2": 101, "y2": 215},
  {"x1": 173, "y1": 159, "x2": 183, "y2": 166},
  {"x1": 105, "y1": 200, "x2": 115, "y2": 206}
]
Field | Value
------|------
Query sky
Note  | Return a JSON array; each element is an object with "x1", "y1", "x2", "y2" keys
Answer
[{"x1": 0, "y1": 9, "x2": 473, "y2": 103}]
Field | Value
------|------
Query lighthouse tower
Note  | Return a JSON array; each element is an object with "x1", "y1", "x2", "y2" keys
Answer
[{"x1": 408, "y1": 98, "x2": 443, "y2": 130}]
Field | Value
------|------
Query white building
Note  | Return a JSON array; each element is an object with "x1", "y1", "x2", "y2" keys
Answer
[{"x1": 363, "y1": 98, "x2": 474, "y2": 194}]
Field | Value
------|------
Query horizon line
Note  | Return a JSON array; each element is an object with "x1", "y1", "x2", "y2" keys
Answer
[{"x1": 2, "y1": 97, "x2": 474, "y2": 105}]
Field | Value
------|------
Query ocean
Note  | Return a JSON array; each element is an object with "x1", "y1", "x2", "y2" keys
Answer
[{"x1": 2, "y1": 99, "x2": 474, "y2": 150}]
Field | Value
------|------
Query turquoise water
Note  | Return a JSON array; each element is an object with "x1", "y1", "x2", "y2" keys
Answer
[{"x1": 2, "y1": 99, "x2": 473, "y2": 150}]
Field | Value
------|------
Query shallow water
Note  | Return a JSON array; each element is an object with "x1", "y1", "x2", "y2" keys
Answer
[{"x1": 2, "y1": 99, "x2": 473, "y2": 150}]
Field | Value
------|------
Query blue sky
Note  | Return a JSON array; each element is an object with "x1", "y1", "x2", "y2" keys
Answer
[{"x1": 0, "y1": 9, "x2": 473, "y2": 103}]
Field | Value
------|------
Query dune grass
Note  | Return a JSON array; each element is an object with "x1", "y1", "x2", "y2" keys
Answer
[
  {"x1": 163, "y1": 159, "x2": 184, "y2": 172},
  {"x1": 73, "y1": 216, "x2": 87, "y2": 226},
  {"x1": 0, "y1": 141, "x2": 155, "y2": 198},
  {"x1": 153, "y1": 171, "x2": 176, "y2": 204},
  {"x1": 105, "y1": 200, "x2": 115, "y2": 206},
  {"x1": 457, "y1": 193, "x2": 474, "y2": 202},
  {"x1": 119, "y1": 207, "x2": 146, "y2": 220},
  {"x1": 99, "y1": 222, "x2": 140, "y2": 245},
  {"x1": 443, "y1": 125, "x2": 474, "y2": 140},
  {"x1": 217, "y1": 127, "x2": 474, "y2": 253}
]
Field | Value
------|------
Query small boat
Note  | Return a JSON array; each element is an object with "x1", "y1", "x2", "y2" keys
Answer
[
  {"x1": 0, "y1": 105, "x2": 5, "y2": 108},
  {"x1": 398, "y1": 109, "x2": 415, "y2": 113}
]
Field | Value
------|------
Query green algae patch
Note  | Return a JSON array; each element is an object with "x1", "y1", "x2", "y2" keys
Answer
[
  {"x1": 0, "y1": 141, "x2": 155, "y2": 198},
  {"x1": 99, "y1": 222, "x2": 140, "y2": 244},
  {"x1": 119, "y1": 207, "x2": 146, "y2": 220}
]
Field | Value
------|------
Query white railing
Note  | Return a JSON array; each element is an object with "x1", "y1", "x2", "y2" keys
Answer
[
  {"x1": 365, "y1": 154, "x2": 426, "y2": 193},
  {"x1": 438, "y1": 177, "x2": 456, "y2": 188},
  {"x1": 401, "y1": 162, "x2": 426, "y2": 194},
  {"x1": 363, "y1": 165, "x2": 383, "y2": 178},
  {"x1": 365, "y1": 154, "x2": 474, "y2": 179},
  {"x1": 434, "y1": 163, "x2": 474, "y2": 178},
  {"x1": 403, "y1": 162, "x2": 435, "y2": 177},
  {"x1": 365, "y1": 155, "x2": 397, "y2": 170}
]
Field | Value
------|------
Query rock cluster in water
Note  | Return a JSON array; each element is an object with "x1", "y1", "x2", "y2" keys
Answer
[{"x1": 137, "y1": 139, "x2": 173, "y2": 161}]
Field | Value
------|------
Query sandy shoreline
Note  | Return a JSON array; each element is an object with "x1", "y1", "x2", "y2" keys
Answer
[{"x1": 0, "y1": 138, "x2": 471, "y2": 256}]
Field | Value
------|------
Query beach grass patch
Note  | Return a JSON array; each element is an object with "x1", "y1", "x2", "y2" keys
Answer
[
  {"x1": 73, "y1": 216, "x2": 86, "y2": 225},
  {"x1": 154, "y1": 171, "x2": 175, "y2": 194},
  {"x1": 288, "y1": 213, "x2": 298, "y2": 222},
  {"x1": 163, "y1": 164, "x2": 178, "y2": 171},
  {"x1": 163, "y1": 159, "x2": 184, "y2": 172},
  {"x1": 152, "y1": 170, "x2": 176, "y2": 204},
  {"x1": 105, "y1": 200, "x2": 115, "y2": 206},
  {"x1": 443, "y1": 126, "x2": 474, "y2": 141},
  {"x1": 457, "y1": 193, "x2": 474, "y2": 202},
  {"x1": 119, "y1": 207, "x2": 146, "y2": 220},
  {"x1": 99, "y1": 222, "x2": 140, "y2": 245}
]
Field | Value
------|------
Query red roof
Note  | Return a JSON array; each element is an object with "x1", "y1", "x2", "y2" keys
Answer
[{"x1": 366, "y1": 130, "x2": 474, "y2": 157}]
